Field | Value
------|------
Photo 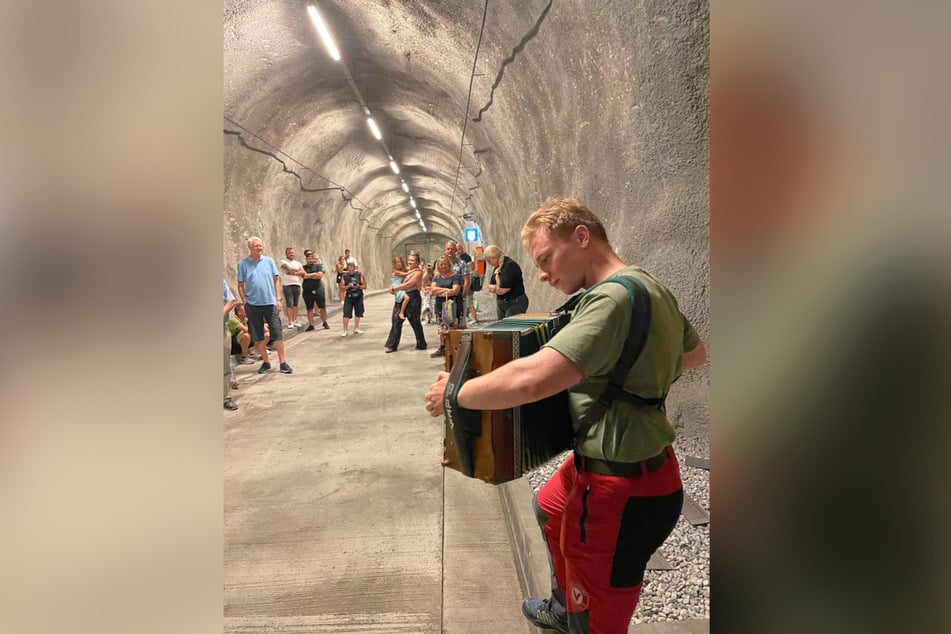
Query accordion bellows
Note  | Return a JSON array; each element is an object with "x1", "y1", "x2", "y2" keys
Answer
[{"x1": 442, "y1": 314, "x2": 575, "y2": 484}]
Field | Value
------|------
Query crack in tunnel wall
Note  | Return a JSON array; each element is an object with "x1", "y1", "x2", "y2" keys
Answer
[{"x1": 472, "y1": 0, "x2": 553, "y2": 123}]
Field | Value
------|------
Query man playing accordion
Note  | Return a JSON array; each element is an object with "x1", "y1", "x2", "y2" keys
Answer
[{"x1": 425, "y1": 198, "x2": 706, "y2": 634}]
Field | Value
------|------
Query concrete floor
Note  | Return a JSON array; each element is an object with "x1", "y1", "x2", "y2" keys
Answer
[
  {"x1": 224, "y1": 290, "x2": 708, "y2": 633},
  {"x1": 224, "y1": 291, "x2": 530, "y2": 633}
]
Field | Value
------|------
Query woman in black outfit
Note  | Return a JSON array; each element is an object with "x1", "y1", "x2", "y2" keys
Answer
[
  {"x1": 483, "y1": 244, "x2": 529, "y2": 320},
  {"x1": 383, "y1": 253, "x2": 427, "y2": 353}
]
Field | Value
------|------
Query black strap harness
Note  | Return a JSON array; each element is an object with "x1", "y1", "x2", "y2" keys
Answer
[{"x1": 556, "y1": 275, "x2": 666, "y2": 448}]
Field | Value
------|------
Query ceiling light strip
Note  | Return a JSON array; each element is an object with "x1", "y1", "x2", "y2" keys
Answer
[
  {"x1": 307, "y1": 3, "x2": 424, "y2": 231},
  {"x1": 307, "y1": 6, "x2": 341, "y2": 61}
]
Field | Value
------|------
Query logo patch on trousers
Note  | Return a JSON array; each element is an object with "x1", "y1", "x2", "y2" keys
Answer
[{"x1": 570, "y1": 584, "x2": 590, "y2": 610}]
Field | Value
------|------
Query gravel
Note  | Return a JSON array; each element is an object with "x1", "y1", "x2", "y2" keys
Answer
[{"x1": 525, "y1": 434, "x2": 710, "y2": 624}]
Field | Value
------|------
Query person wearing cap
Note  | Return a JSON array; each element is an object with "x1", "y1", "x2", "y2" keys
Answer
[{"x1": 483, "y1": 244, "x2": 529, "y2": 320}]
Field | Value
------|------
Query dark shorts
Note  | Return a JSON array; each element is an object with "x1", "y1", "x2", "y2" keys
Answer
[
  {"x1": 283, "y1": 284, "x2": 301, "y2": 307},
  {"x1": 246, "y1": 304, "x2": 283, "y2": 343},
  {"x1": 343, "y1": 293, "x2": 364, "y2": 318},
  {"x1": 303, "y1": 284, "x2": 326, "y2": 310}
]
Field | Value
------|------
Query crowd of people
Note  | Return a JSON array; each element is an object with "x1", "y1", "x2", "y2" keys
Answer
[
  {"x1": 222, "y1": 237, "x2": 534, "y2": 415},
  {"x1": 222, "y1": 238, "x2": 509, "y2": 410},
  {"x1": 222, "y1": 238, "x2": 376, "y2": 411}
]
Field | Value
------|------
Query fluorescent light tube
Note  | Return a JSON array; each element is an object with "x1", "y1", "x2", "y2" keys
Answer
[
  {"x1": 367, "y1": 117, "x2": 382, "y2": 140},
  {"x1": 307, "y1": 6, "x2": 341, "y2": 61}
]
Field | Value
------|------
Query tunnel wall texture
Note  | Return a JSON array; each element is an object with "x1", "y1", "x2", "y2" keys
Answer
[{"x1": 223, "y1": 0, "x2": 708, "y2": 436}]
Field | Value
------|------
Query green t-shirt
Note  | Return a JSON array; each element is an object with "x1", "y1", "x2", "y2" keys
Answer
[
  {"x1": 227, "y1": 314, "x2": 246, "y2": 338},
  {"x1": 543, "y1": 265, "x2": 700, "y2": 462}
]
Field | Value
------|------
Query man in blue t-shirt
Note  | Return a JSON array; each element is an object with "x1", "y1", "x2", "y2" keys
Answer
[{"x1": 237, "y1": 236, "x2": 292, "y2": 375}]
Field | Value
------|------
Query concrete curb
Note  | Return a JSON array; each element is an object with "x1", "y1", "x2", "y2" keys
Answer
[
  {"x1": 499, "y1": 477, "x2": 710, "y2": 634},
  {"x1": 498, "y1": 479, "x2": 549, "y2": 600},
  {"x1": 498, "y1": 478, "x2": 550, "y2": 634}
]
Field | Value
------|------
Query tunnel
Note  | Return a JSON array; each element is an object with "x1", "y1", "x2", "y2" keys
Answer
[
  {"x1": 224, "y1": 0, "x2": 708, "y2": 431},
  {"x1": 222, "y1": 0, "x2": 709, "y2": 627},
  {"x1": 224, "y1": 3, "x2": 707, "y2": 416},
  {"x1": 224, "y1": 0, "x2": 708, "y2": 428}
]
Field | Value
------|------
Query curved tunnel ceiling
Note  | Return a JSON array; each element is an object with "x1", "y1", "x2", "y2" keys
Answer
[{"x1": 223, "y1": 0, "x2": 709, "y2": 323}]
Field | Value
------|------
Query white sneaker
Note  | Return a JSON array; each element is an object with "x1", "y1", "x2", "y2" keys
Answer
[
  {"x1": 353, "y1": 329, "x2": 364, "y2": 335},
  {"x1": 287, "y1": 322, "x2": 297, "y2": 329},
  {"x1": 341, "y1": 331, "x2": 348, "y2": 337}
]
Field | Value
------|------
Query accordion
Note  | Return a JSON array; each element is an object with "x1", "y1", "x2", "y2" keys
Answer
[{"x1": 442, "y1": 314, "x2": 575, "y2": 484}]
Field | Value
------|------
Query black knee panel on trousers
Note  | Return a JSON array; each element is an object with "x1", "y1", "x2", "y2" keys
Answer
[{"x1": 610, "y1": 489, "x2": 684, "y2": 587}]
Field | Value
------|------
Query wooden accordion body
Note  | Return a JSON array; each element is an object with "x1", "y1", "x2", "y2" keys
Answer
[{"x1": 443, "y1": 313, "x2": 575, "y2": 484}]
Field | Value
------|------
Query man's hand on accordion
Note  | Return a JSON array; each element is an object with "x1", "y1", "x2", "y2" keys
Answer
[{"x1": 425, "y1": 371, "x2": 450, "y2": 417}]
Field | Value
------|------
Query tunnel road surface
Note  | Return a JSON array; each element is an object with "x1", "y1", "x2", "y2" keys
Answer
[{"x1": 224, "y1": 291, "x2": 530, "y2": 633}]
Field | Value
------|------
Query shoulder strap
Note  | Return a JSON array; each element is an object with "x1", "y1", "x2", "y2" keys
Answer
[
  {"x1": 442, "y1": 334, "x2": 482, "y2": 477},
  {"x1": 572, "y1": 275, "x2": 658, "y2": 448},
  {"x1": 553, "y1": 291, "x2": 585, "y2": 315}
]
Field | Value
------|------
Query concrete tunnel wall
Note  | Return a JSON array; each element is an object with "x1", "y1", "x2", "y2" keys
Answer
[{"x1": 223, "y1": 0, "x2": 709, "y2": 437}]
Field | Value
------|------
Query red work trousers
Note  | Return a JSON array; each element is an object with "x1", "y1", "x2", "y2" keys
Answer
[{"x1": 534, "y1": 447, "x2": 684, "y2": 634}]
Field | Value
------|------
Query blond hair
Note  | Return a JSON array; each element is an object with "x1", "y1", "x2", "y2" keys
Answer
[
  {"x1": 520, "y1": 198, "x2": 609, "y2": 246},
  {"x1": 483, "y1": 244, "x2": 503, "y2": 259},
  {"x1": 435, "y1": 256, "x2": 452, "y2": 273}
]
